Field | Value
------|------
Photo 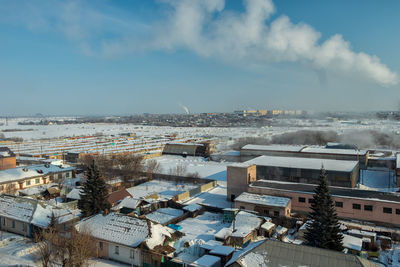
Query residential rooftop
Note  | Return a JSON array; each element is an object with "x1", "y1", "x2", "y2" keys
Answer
[{"x1": 235, "y1": 192, "x2": 290, "y2": 208}]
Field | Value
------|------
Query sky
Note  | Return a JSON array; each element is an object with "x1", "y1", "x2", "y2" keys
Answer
[{"x1": 0, "y1": 0, "x2": 399, "y2": 116}]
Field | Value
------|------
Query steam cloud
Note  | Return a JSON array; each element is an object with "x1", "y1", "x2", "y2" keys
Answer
[{"x1": 151, "y1": 0, "x2": 397, "y2": 86}]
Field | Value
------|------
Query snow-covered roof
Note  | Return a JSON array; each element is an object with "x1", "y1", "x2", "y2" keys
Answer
[
  {"x1": 183, "y1": 203, "x2": 203, "y2": 212},
  {"x1": 275, "y1": 225, "x2": 288, "y2": 235},
  {"x1": 347, "y1": 229, "x2": 377, "y2": 238},
  {"x1": 342, "y1": 234, "x2": 363, "y2": 251},
  {"x1": 146, "y1": 208, "x2": 184, "y2": 225},
  {"x1": 214, "y1": 227, "x2": 233, "y2": 240},
  {"x1": 0, "y1": 195, "x2": 78, "y2": 228},
  {"x1": 241, "y1": 144, "x2": 306, "y2": 152},
  {"x1": 111, "y1": 197, "x2": 143, "y2": 211},
  {"x1": 301, "y1": 147, "x2": 368, "y2": 156},
  {"x1": 261, "y1": 221, "x2": 275, "y2": 231},
  {"x1": 0, "y1": 164, "x2": 75, "y2": 184},
  {"x1": 66, "y1": 188, "x2": 82, "y2": 200},
  {"x1": 191, "y1": 255, "x2": 220, "y2": 267},
  {"x1": 76, "y1": 213, "x2": 173, "y2": 248},
  {"x1": 225, "y1": 240, "x2": 265, "y2": 266},
  {"x1": 209, "y1": 245, "x2": 235, "y2": 256},
  {"x1": 235, "y1": 192, "x2": 290, "y2": 208},
  {"x1": 246, "y1": 155, "x2": 358, "y2": 172},
  {"x1": 231, "y1": 211, "x2": 263, "y2": 238}
]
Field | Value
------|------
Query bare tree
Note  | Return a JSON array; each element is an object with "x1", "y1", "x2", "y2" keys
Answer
[
  {"x1": 4, "y1": 183, "x2": 17, "y2": 195},
  {"x1": 187, "y1": 171, "x2": 200, "y2": 179},
  {"x1": 169, "y1": 165, "x2": 187, "y2": 177},
  {"x1": 60, "y1": 228, "x2": 97, "y2": 267},
  {"x1": 34, "y1": 226, "x2": 60, "y2": 267},
  {"x1": 117, "y1": 154, "x2": 144, "y2": 187},
  {"x1": 144, "y1": 159, "x2": 161, "y2": 179}
]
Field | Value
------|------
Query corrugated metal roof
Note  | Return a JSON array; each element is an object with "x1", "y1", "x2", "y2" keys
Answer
[{"x1": 227, "y1": 239, "x2": 380, "y2": 267}]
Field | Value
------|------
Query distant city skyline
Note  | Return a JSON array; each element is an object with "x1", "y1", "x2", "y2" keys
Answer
[{"x1": 1, "y1": 0, "x2": 399, "y2": 116}]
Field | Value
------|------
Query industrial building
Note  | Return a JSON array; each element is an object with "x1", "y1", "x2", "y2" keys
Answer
[
  {"x1": 240, "y1": 144, "x2": 369, "y2": 168},
  {"x1": 228, "y1": 155, "x2": 359, "y2": 199},
  {"x1": 0, "y1": 147, "x2": 16, "y2": 170},
  {"x1": 248, "y1": 180, "x2": 400, "y2": 226},
  {"x1": 162, "y1": 141, "x2": 215, "y2": 157}
]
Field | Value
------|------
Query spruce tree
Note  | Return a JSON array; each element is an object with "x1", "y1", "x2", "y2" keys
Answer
[
  {"x1": 78, "y1": 160, "x2": 110, "y2": 217},
  {"x1": 304, "y1": 167, "x2": 343, "y2": 251}
]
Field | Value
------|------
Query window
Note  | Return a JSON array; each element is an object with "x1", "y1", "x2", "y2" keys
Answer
[
  {"x1": 230, "y1": 194, "x2": 235, "y2": 202},
  {"x1": 239, "y1": 206, "x2": 245, "y2": 210},
  {"x1": 263, "y1": 210, "x2": 269, "y2": 215},
  {"x1": 298, "y1": 197, "x2": 306, "y2": 203},
  {"x1": 352, "y1": 204, "x2": 361, "y2": 210},
  {"x1": 2, "y1": 218, "x2": 5, "y2": 225},
  {"x1": 22, "y1": 223, "x2": 27, "y2": 232},
  {"x1": 396, "y1": 209, "x2": 400, "y2": 215},
  {"x1": 26, "y1": 180, "x2": 31, "y2": 186},
  {"x1": 115, "y1": 246, "x2": 119, "y2": 255},
  {"x1": 130, "y1": 249, "x2": 135, "y2": 259},
  {"x1": 383, "y1": 207, "x2": 392, "y2": 214},
  {"x1": 35, "y1": 178, "x2": 40, "y2": 184},
  {"x1": 49, "y1": 175, "x2": 54, "y2": 181},
  {"x1": 274, "y1": 211, "x2": 279, "y2": 217},
  {"x1": 12, "y1": 220, "x2": 15, "y2": 228},
  {"x1": 98, "y1": 242, "x2": 103, "y2": 250},
  {"x1": 58, "y1": 174, "x2": 62, "y2": 179},
  {"x1": 335, "y1": 201, "x2": 343, "y2": 208},
  {"x1": 364, "y1": 205, "x2": 373, "y2": 211},
  {"x1": 0, "y1": 185, "x2": 4, "y2": 191},
  {"x1": 308, "y1": 198, "x2": 315, "y2": 204},
  {"x1": 66, "y1": 172, "x2": 70, "y2": 178}
]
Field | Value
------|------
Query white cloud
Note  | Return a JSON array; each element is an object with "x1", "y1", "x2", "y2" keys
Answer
[
  {"x1": 1, "y1": 0, "x2": 397, "y2": 86},
  {"x1": 152, "y1": 0, "x2": 397, "y2": 86}
]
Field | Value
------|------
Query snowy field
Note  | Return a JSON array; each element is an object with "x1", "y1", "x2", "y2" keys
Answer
[
  {"x1": 153, "y1": 155, "x2": 229, "y2": 183},
  {"x1": 2, "y1": 117, "x2": 400, "y2": 143}
]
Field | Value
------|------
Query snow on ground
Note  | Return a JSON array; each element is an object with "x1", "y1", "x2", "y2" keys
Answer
[
  {"x1": 174, "y1": 212, "x2": 230, "y2": 252},
  {"x1": 379, "y1": 243, "x2": 400, "y2": 267},
  {"x1": 153, "y1": 155, "x2": 230, "y2": 182}
]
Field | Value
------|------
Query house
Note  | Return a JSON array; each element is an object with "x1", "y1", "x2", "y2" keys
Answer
[
  {"x1": 107, "y1": 188, "x2": 132, "y2": 207},
  {"x1": 76, "y1": 212, "x2": 177, "y2": 266},
  {"x1": 0, "y1": 163, "x2": 76, "y2": 194},
  {"x1": 225, "y1": 239, "x2": 381, "y2": 267},
  {"x1": 189, "y1": 255, "x2": 221, "y2": 267},
  {"x1": 111, "y1": 196, "x2": 146, "y2": 215},
  {"x1": 226, "y1": 211, "x2": 263, "y2": 247},
  {"x1": 260, "y1": 221, "x2": 275, "y2": 237},
  {"x1": 0, "y1": 195, "x2": 79, "y2": 237},
  {"x1": 183, "y1": 203, "x2": 204, "y2": 217},
  {"x1": 234, "y1": 192, "x2": 291, "y2": 217},
  {"x1": 145, "y1": 207, "x2": 185, "y2": 225}
]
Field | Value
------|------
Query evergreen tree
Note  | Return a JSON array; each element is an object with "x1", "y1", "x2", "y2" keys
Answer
[
  {"x1": 304, "y1": 167, "x2": 343, "y2": 251},
  {"x1": 78, "y1": 160, "x2": 110, "y2": 217}
]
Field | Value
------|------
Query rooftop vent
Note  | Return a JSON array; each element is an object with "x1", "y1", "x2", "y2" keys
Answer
[{"x1": 22, "y1": 167, "x2": 28, "y2": 172}]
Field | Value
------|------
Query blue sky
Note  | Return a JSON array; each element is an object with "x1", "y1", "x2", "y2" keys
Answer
[{"x1": 0, "y1": 0, "x2": 399, "y2": 115}]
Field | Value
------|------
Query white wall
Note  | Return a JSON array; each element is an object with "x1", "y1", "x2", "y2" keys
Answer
[{"x1": 108, "y1": 242, "x2": 141, "y2": 266}]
